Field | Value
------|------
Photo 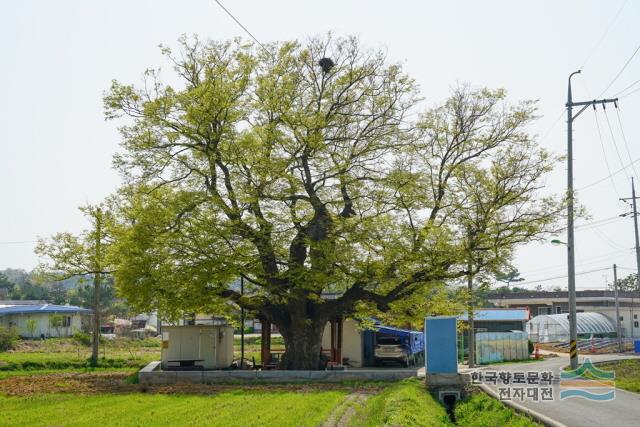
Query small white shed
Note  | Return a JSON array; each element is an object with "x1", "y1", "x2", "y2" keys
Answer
[
  {"x1": 161, "y1": 325, "x2": 234, "y2": 370},
  {"x1": 321, "y1": 318, "x2": 364, "y2": 367}
]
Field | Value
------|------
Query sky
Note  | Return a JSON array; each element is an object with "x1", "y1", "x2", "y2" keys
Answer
[{"x1": 1, "y1": 0, "x2": 639, "y2": 291}]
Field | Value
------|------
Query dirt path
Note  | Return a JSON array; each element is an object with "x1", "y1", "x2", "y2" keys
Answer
[{"x1": 322, "y1": 392, "x2": 370, "y2": 427}]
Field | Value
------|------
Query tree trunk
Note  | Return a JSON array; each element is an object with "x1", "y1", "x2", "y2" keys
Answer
[
  {"x1": 278, "y1": 317, "x2": 326, "y2": 370},
  {"x1": 91, "y1": 272, "x2": 101, "y2": 365}
]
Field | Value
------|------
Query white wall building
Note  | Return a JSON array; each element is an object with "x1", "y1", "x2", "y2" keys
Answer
[
  {"x1": 321, "y1": 318, "x2": 364, "y2": 367},
  {"x1": 161, "y1": 324, "x2": 234, "y2": 370},
  {"x1": 0, "y1": 303, "x2": 91, "y2": 338}
]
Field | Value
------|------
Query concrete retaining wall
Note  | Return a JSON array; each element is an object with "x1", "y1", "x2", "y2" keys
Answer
[{"x1": 138, "y1": 361, "x2": 417, "y2": 385}]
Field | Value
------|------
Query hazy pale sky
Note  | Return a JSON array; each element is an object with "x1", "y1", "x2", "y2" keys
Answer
[{"x1": 1, "y1": 0, "x2": 639, "y2": 291}]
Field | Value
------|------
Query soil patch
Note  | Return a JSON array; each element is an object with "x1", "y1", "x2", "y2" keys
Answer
[{"x1": 0, "y1": 372, "x2": 385, "y2": 396}]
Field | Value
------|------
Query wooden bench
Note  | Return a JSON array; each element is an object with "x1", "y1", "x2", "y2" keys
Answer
[{"x1": 166, "y1": 359, "x2": 205, "y2": 371}]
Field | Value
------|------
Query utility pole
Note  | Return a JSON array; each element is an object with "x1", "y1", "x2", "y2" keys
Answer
[
  {"x1": 614, "y1": 264, "x2": 622, "y2": 353},
  {"x1": 620, "y1": 177, "x2": 640, "y2": 341},
  {"x1": 467, "y1": 261, "x2": 475, "y2": 368},
  {"x1": 566, "y1": 70, "x2": 618, "y2": 369}
]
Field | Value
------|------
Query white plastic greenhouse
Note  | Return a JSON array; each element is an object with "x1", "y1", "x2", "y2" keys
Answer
[{"x1": 526, "y1": 312, "x2": 616, "y2": 343}]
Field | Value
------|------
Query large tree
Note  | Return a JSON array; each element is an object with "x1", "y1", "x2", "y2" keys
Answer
[{"x1": 105, "y1": 36, "x2": 562, "y2": 369}]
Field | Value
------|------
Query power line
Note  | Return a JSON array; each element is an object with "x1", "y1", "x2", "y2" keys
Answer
[
  {"x1": 519, "y1": 267, "x2": 611, "y2": 286},
  {"x1": 593, "y1": 227, "x2": 627, "y2": 251},
  {"x1": 612, "y1": 108, "x2": 640, "y2": 181},
  {"x1": 576, "y1": 214, "x2": 622, "y2": 228},
  {"x1": 213, "y1": 0, "x2": 273, "y2": 57},
  {"x1": 593, "y1": 108, "x2": 623, "y2": 197},
  {"x1": 598, "y1": 42, "x2": 640, "y2": 97},
  {"x1": 576, "y1": 218, "x2": 625, "y2": 232},
  {"x1": 613, "y1": 78, "x2": 640, "y2": 98},
  {"x1": 518, "y1": 247, "x2": 632, "y2": 277},
  {"x1": 580, "y1": 0, "x2": 629, "y2": 70},
  {"x1": 603, "y1": 108, "x2": 635, "y2": 182},
  {"x1": 578, "y1": 156, "x2": 640, "y2": 191},
  {"x1": 621, "y1": 85, "x2": 640, "y2": 99},
  {"x1": 538, "y1": 109, "x2": 566, "y2": 145}
]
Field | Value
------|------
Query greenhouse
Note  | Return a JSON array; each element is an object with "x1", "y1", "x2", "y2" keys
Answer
[{"x1": 526, "y1": 312, "x2": 616, "y2": 343}]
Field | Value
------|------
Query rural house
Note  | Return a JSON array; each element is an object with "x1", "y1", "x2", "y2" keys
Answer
[{"x1": 0, "y1": 302, "x2": 91, "y2": 338}]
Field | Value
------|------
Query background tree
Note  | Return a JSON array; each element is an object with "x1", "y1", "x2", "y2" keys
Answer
[
  {"x1": 105, "y1": 36, "x2": 562, "y2": 369},
  {"x1": 495, "y1": 269, "x2": 525, "y2": 288},
  {"x1": 35, "y1": 205, "x2": 112, "y2": 364},
  {"x1": 66, "y1": 276, "x2": 131, "y2": 319},
  {"x1": 0, "y1": 273, "x2": 14, "y2": 298},
  {"x1": 610, "y1": 273, "x2": 638, "y2": 292}
]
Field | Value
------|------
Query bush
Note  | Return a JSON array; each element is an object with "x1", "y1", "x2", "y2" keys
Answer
[
  {"x1": 73, "y1": 332, "x2": 92, "y2": 347},
  {"x1": 73, "y1": 332, "x2": 106, "y2": 346},
  {"x1": 0, "y1": 326, "x2": 19, "y2": 352}
]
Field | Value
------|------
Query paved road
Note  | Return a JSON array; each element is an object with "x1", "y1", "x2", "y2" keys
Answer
[{"x1": 480, "y1": 353, "x2": 640, "y2": 427}]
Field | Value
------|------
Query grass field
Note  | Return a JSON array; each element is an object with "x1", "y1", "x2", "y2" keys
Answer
[
  {"x1": 1, "y1": 337, "x2": 541, "y2": 426},
  {"x1": 0, "y1": 390, "x2": 346, "y2": 427},
  {"x1": 349, "y1": 379, "x2": 451, "y2": 426},
  {"x1": 454, "y1": 393, "x2": 541, "y2": 427},
  {"x1": 0, "y1": 335, "x2": 285, "y2": 374},
  {"x1": 349, "y1": 379, "x2": 540, "y2": 427},
  {"x1": 591, "y1": 359, "x2": 640, "y2": 393},
  {"x1": 0, "y1": 338, "x2": 160, "y2": 375}
]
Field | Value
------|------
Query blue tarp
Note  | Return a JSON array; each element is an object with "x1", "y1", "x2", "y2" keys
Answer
[{"x1": 376, "y1": 325, "x2": 425, "y2": 355}]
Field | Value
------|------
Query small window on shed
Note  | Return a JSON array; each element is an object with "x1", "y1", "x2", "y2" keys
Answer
[
  {"x1": 556, "y1": 307, "x2": 562, "y2": 314},
  {"x1": 635, "y1": 321, "x2": 639, "y2": 328},
  {"x1": 62, "y1": 316, "x2": 71, "y2": 327}
]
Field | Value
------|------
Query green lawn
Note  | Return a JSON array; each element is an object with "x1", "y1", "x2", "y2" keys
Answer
[
  {"x1": 592, "y1": 359, "x2": 640, "y2": 393},
  {"x1": 0, "y1": 390, "x2": 346, "y2": 427},
  {"x1": 349, "y1": 379, "x2": 451, "y2": 426}
]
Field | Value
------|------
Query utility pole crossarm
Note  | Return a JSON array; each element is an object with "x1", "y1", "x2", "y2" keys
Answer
[
  {"x1": 569, "y1": 98, "x2": 618, "y2": 121},
  {"x1": 568, "y1": 98, "x2": 619, "y2": 107}
]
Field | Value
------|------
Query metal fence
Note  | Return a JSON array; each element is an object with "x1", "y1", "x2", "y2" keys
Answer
[{"x1": 475, "y1": 331, "x2": 529, "y2": 364}]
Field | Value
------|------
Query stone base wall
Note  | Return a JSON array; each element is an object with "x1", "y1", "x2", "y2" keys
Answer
[{"x1": 138, "y1": 361, "x2": 417, "y2": 385}]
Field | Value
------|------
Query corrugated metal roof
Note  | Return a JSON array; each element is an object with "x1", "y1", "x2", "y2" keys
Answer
[
  {"x1": 0, "y1": 304, "x2": 92, "y2": 316},
  {"x1": 458, "y1": 308, "x2": 529, "y2": 322}
]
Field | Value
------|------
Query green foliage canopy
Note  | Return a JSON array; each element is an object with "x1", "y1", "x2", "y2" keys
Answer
[{"x1": 103, "y1": 35, "x2": 563, "y2": 368}]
